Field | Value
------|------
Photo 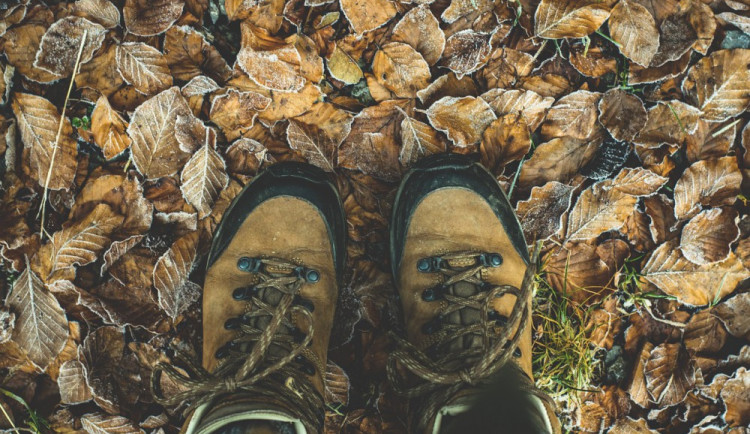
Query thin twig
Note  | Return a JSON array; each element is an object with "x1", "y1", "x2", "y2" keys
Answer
[{"x1": 38, "y1": 29, "x2": 87, "y2": 239}]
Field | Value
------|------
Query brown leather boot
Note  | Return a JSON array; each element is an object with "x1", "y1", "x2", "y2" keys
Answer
[
  {"x1": 153, "y1": 162, "x2": 346, "y2": 434},
  {"x1": 388, "y1": 154, "x2": 560, "y2": 434}
]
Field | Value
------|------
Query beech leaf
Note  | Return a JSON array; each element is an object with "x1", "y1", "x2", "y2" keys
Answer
[
  {"x1": 116, "y1": 42, "x2": 173, "y2": 96},
  {"x1": 153, "y1": 231, "x2": 201, "y2": 320}
]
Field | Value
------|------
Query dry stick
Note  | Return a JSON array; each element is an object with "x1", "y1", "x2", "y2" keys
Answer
[{"x1": 38, "y1": 29, "x2": 88, "y2": 239}]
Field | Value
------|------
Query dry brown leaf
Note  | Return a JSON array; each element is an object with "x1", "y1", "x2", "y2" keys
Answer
[
  {"x1": 566, "y1": 181, "x2": 638, "y2": 241},
  {"x1": 441, "y1": 30, "x2": 493, "y2": 78},
  {"x1": 634, "y1": 100, "x2": 702, "y2": 148},
  {"x1": 597, "y1": 88, "x2": 647, "y2": 142},
  {"x1": 372, "y1": 42, "x2": 431, "y2": 99},
  {"x1": 480, "y1": 113, "x2": 531, "y2": 173},
  {"x1": 327, "y1": 44, "x2": 363, "y2": 85},
  {"x1": 534, "y1": 0, "x2": 613, "y2": 39},
  {"x1": 477, "y1": 47, "x2": 534, "y2": 89},
  {"x1": 47, "y1": 204, "x2": 123, "y2": 280},
  {"x1": 7, "y1": 263, "x2": 69, "y2": 370},
  {"x1": 11, "y1": 93, "x2": 78, "y2": 190},
  {"x1": 608, "y1": 0, "x2": 660, "y2": 66},
  {"x1": 73, "y1": 0, "x2": 120, "y2": 29},
  {"x1": 628, "y1": 341, "x2": 654, "y2": 407},
  {"x1": 162, "y1": 25, "x2": 231, "y2": 84},
  {"x1": 541, "y1": 90, "x2": 601, "y2": 141},
  {"x1": 609, "y1": 167, "x2": 668, "y2": 197},
  {"x1": 684, "y1": 310, "x2": 728, "y2": 354},
  {"x1": 673, "y1": 157, "x2": 742, "y2": 221},
  {"x1": 116, "y1": 42, "x2": 172, "y2": 96},
  {"x1": 58, "y1": 359, "x2": 92, "y2": 404},
  {"x1": 686, "y1": 119, "x2": 738, "y2": 163},
  {"x1": 180, "y1": 130, "x2": 227, "y2": 219},
  {"x1": 338, "y1": 100, "x2": 405, "y2": 182},
  {"x1": 399, "y1": 115, "x2": 446, "y2": 167},
  {"x1": 623, "y1": 210, "x2": 656, "y2": 252},
  {"x1": 516, "y1": 181, "x2": 575, "y2": 243},
  {"x1": 81, "y1": 412, "x2": 144, "y2": 434},
  {"x1": 340, "y1": 0, "x2": 397, "y2": 34},
  {"x1": 714, "y1": 293, "x2": 750, "y2": 340},
  {"x1": 644, "y1": 194, "x2": 677, "y2": 245},
  {"x1": 324, "y1": 360, "x2": 350, "y2": 405},
  {"x1": 721, "y1": 367, "x2": 750, "y2": 427},
  {"x1": 585, "y1": 296, "x2": 621, "y2": 349},
  {"x1": 3, "y1": 24, "x2": 60, "y2": 83},
  {"x1": 391, "y1": 5, "x2": 445, "y2": 66},
  {"x1": 76, "y1": 41, "x2": 124, "y2": 98},
  {"x1": 645, "y1": 343, "x2": 696, "y2": 406},
  {"x1": 569, "y1": 43, "x2": 618, "y2": 78},
  {"x1": 718, "y1": 11, "x2": 750, "y2": 34},
  {"x1": 91, "y1": 95, "x2": 131, "y2": 160},
  {"x1": 288, "y1": 103, "x2": 353, "y2": 171},
  {"x1": 680, "y1": 208, "x2": 739, "y2": 265},
  {"x1": 153, "y1": 230, "x2": 201, "y2": 320},
  {"x1": 543, "y1": 242, "x2": 613, "y2": 303},
  {"x1": 123, "y1": 0, "x2": 183, "y2": 36},
  {"x1": 209, "y1": 88, "x2": 270, "y2": 141},
  {"x1": 642, "y1": 240, "x2": 750, "y2": 306},
  {"x1": 237, "y1": 28, "x2": 305, "y2": 93},
  {"x1": 417, "y1": 72, "x2": 478, "y2": 107},
  {"x1": 101, "y1": 235, "x2": 144, "y2": 276},
  {"x1": 519, "y1": 136, "x2": 600, "y2": 189},
  {"x1": 182, "y1": 75, "x2": 220, "y2": 97},
  {"x1": 127, "y1": 87, "x2": 193, "y2": 179},
  {"x1": 34, "y1": 17, "x2": 106, "y2": 77},
  {"x1": 226, "y1": 138, "x2": 272, "y2": 176},
  {"x1": 682, "y1": 49, "x2": 750, "y2": 122},
  {"x1": 426, "y1": 96, "x2": 496, "y2": 148},
  {"x1": 480, "y1": 88, "x2": 554, "y2": 131}
]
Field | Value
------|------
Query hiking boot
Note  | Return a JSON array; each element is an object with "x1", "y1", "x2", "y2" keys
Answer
[
  {"x1": 388, "y1": 154, "x2": 560, "y2": 433},
  {"x1": 153, "y1": 162, "x2": 346, "y2": 434}
]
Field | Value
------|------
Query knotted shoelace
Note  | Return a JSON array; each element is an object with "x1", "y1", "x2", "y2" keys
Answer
[
  {"x1": 151, "y1": 258, "x2": 324, "y2": 432},
  {"x1": 387, "y1": 244, "x2": 553, "y2": 431}
]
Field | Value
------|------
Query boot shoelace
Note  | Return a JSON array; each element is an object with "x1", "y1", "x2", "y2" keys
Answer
[
  {"x1": 387, "y1": 244, "x2": 553, "y2": 432},
  {"x1": 151, "y1": 257, "x2": 324, "y2": 432}
]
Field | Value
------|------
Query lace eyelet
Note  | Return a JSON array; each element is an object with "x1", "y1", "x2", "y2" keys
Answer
[
  {"x1": 421, "y1": 286, "x2": 444, "y2": 302},
  {"x1": 237, "y1": 257, "x2": 262, "y2": 272},
  {"x1": 422, "y1": 317, "x2": 442, "y2": 335},
  {"x1": 232, "y1": 287, "x2": 256, "y2": 301},
  {"x1": 295, "y1": 355, "x2": 316, "y2": 375},
  {"x1": 513, "y1": 348, "x2": 522, "y2": 358},
  {"x1": 224, "y1": 318, "x2": 241, "y2": 330},
  {"x1": 417, "y1": 257, "x2": 445, "y2": 273},
  {"x1": 487, "y1": 310, "x2": 508, "y2": 326},
  {"x1": 215, "y1": 343, "x2": 233, "y2": 359},
  {"x1": 293, "y1": 266, "x2": 321, "y2": 283},
  {"x1": 478, "y1": 253, "x2": 503, "y2": 267}
]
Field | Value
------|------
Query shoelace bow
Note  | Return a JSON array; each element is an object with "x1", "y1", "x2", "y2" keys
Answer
[
  {"x1": 151, "y1": 258, "x2": 324, "y2": 432},
  {"x1": 387, "y1": 244, "x2": 553, "y2": 431}
]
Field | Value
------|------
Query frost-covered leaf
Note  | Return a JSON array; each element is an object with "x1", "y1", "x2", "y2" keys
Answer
[
  {"x1": 73, "y1": 0, "x2": 120, "y2": 29},
  {"x1": 426, "y1": 96, "x2": 495, "y2": 148},
  {"x1": 608, "y1": 0, "x2": 660, "y2": 66},
  {"x1": 7, "y1": 264, "x2": 69, "y2": 370},
  {"x1": 391, "y1": 5, "x2": 445, "y2": 66},
  {"x1": 340, "y1": 0, "x2": 397, "y2": 34},
  {"x1": 399, "y1": 115, "x2": 445, "y2": 167},
  {"x1": 534, "y1": 0, "x2": 613, "y2": 39},
  {"x1": 480, "y1": 88, "x2": 554, "y2": 131},
  {"x1": 116, "y1": 43, "x2": 172, "y2": 96},
  {"x1": 566, "y1": 181, "x2": 638, "y2": 241},
  {"x1": 680, "y1": 208, "x2": 739, "y2": 265},
  {"x1": 81, "y1": 412, "x2": 144, "y2": 434},
  {"x1": 91, "y1": 95, "x2": 131, "y2": 159},
  {"x1": 516, "y1": 181, "x2": 575, "y2": 243},
  {"x1": 123, "y1": 0, "x2": 183, "y2": 36},
  {"x1": 480, "y1": 113, "x2": 531, "y2": 173},
  {"x1": 372, "y1": 42, "x2": 430, "y2": 98},
  {"x1": 34, "y1": 17, "x2": 106, "y2": 77},
  {"x1": 541, "y1": 90, "x2": 601, "y2": 141},
  {"x1": 180, "y1": 128, "x2": 228, "y2": 218},
  {"x1": 58, "y1": 359, "x2": 92, "y2": 404},
  {"x1": 645, "y1": 343, "x2": 696, "y2": 406},
  {"x1": 153, "y1": 231, "x2": 201, "y2": 320},
  {"x1": 673, "y1": 157, "x2": 742, "y2": 221},
  {"x1": 597, "y1": 88, "x2": 647, "y2": 142},
  {"x1": 682, "y1": 49, "x2": 750, "y2": 122}
]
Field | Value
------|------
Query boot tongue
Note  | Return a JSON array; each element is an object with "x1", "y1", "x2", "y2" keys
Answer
[{"x1": 442, "y1": 281, "x2": 483, "y2": 353}]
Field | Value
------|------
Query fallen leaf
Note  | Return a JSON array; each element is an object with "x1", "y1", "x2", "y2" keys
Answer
[
  {"x1": 123, "y1": 0, "x2": 183, "y2": 36},
  {"x1": 714, "y1": 293, "x2": 750, "y2": 340},
  {"x1": 81, "y1": 413, "x2": 143, "y2": 433},
  {"x1": 339, "y1": 0, "x2": 397, "y2": 34},
  {"x1": 519, "y1": 135, "x2": 600, "y2": 189},
  {"x1": 534, "y1": 0, "x2": 613, "y2": 39},
  {"x1": 480, "y1": 88, "x2": 554, "y2": 131},
  {"x1": 237, "y1": 27, "x2": 305, "y2": 93},
  {"x1": 642, "y1": 240, "x2": 750, "y2": 306},
  {"x1": 338, "y1": 100, "x2": 405, "y2": 181},
  {"x1": 516, "y1": 181, "x2": 575, "y2": 243},
  {"x1": 684, "y1": 310, "x2": 728, "y2": 354},
  {"x1": 116, "y1": 42, "x2": 173, "y2": 96},
  {"x1": 11, "y1": 93, "x2": 78, "y2": 190},
  {"x1": 287, "y1": 103, "x2": 353, "y2": 171},
  {"x1": 209, "y1": 88, "x2": 270, "y2": 141},
  {"x1": 34, "y1": 17, "x2": 106, "y2": 77},
  {"x1": 644, "y1": 194, "x2": 677, "y2": 245},
  {"x1": 372, "y1": 42, "x2": 431, "y2": 98},
  {"x1": 163, "y1": 25, "x2": 232, "y2": 84},
  {"x1": 477, "y1": 47, "x2": 534, "y2": 89},
  {"x1": 608, "y1": 0, "x2": 660, "y2": 66},
  {"x1": 3, "y1": 23, "x2": 61, "y2": 83},
  {"x1": 543, "y1": 242, "x2": 613, "y2": 303},
  {"x1": 609, "y1": 167, "x2": 668, "y2": 197},
  {"x1": 391, "y1": 5, "x2": 445, "y2": 66},
  {"x1": 181, "y1": 75, "x2": 220, "y2": 97},
  {"x1": 686, "y1": 119, "x2": 738, "y2": 163},
  {"x1": 569, "y1": 43, "x2": 618, "y2": 78},
  {"x1": 101, "y1": 235, "x2": 144, "y2": 276},
  {"x1": 720, "y1": 367, "x2": 750, "y2": 427},
  {"x1": 417, "y1": 72, "x2": 478, "y2": 107},
  {"x1": 566, "y1": 181, "x2": 638, "y2": 241},
  {"x1": 608, "y1": 417, "x2": 657, "y2": 433},
  {"x1": 127, "y1": 87, "x2": 193, "y2": 179},
  {"x1": 440, "y1": 30, "x2": 493, "y2": 78},
  {"x1": 91, "y1": 95, "x2": 131, "y2": 159},
  {"x1": 634, "y1": 100, "x2": 702, "y2": 148},
  {"x1": 324, "y1": 360, "x2": 350, "y2": 405},
  {"x1": 673, "y1": 157, "x2": 742, "y2": 221},
  {"x1": 680, "y1": 208, "x2": 739, "y2": 265},
  {"x1": 480, "y1": 113, "x2": 531, "y2": 173},
  {"x1": 76, "y1": 41, "x2": 124, "y2": 98},
  {"x1": 58, "y1": 359, "x2": 92, "y2": 404},
  {"x1": 326, "y1": 44, "x2": 363, "y2": 85},
  {"x1": 180, "y1": 128, "x2": 228, "y2": 218},
  {"x1": 718, "y1": 11, "x2": 750, "y2": 34},
  {"x1": 426, "y1": 96, "x2": 496, "y2": 148},
  {"x1": 623, "y1": 210, "x2": 656, "y2": 252},
  {"x1": 7, "y1": 263, "x2": 69, "y2": 370},
  {"x1": 72, "y1": 0, "x2": 121, "y2": 29},
  {"x1": 682, "y1": 49, "x2": 750, "y2": 122},
  {"x1": 153, "y1": 230, "x2": 201, "y2": 320},
  {"x1": 399, "y1": 114, "x2": 446, "y2": 167},
  {"x1": 541, "y1": 90, "x2": 601, "y2": 141},
  {"x1": 226, "y1": 138, "x2": 272, "y2": 176},
  {"x1": 628, "y1": 341, "x2": 654, "y2": 408},
  {"x1": 645, "y1": 342, "x2": 696, "y2": 406},
  {"x1": 597, "y1": 88, "x2": 647, "y2": 142},
  {"x1": 628, "y1": 50, "x2": 691, "y2": 85}
]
